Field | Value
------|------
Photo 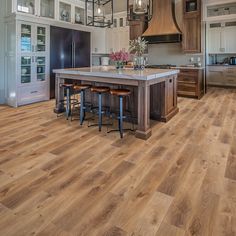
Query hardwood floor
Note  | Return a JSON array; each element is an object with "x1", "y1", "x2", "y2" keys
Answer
[{"x1": 0, "y1": 87, "x2": 236, "y2": 236}]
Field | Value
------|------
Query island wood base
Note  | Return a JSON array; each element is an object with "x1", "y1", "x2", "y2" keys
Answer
[
  {"x1": 54, "y1": 68, "x2": 179, "y2": 140},
  {"x1": 135, "y1": 129, "x2": 152, "y2": 140}
]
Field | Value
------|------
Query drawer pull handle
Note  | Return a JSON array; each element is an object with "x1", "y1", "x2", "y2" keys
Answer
[
  {"x1": 169, "y1": 79, "x2": 172, "y2": 83},
  {"x1": 31, "y1": 91, "x2": 38, "y2": 94}
]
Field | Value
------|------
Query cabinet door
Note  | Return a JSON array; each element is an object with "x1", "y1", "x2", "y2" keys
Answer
[
  {"x1": 183, "y1": 15, "x2": 201, "y2": 53},
  {"x1": 106, "y1": 29, "x2": 113, "y2": 53},
  {"x1": 119, "y1": 27, "x2": 130, "y2": 51},
  {"x1": 112, "y1": 29, "x2": 120, "y2": 52},
  {"x1": 40, "y1": 0, "x2": 55, "y2": 19},
  {"x1": 129, "y1": 21, "x2": 147, "y2": 40},
  {"x1": 208, "y1": 27, "x2": 221, "y2": 53},
  {"x1": 36, "y1": 56, "x2": 47, "y2": 82},
  {"x1": 36, "y1": 25, "x2": 47, "y2": 53},
  {"x1": 20, "y1": 55, "x2": 32, "y2": 85},
  {"x1": 20, "y1": 23, "x2": 33, "y2": 53},
  {"x1": 224, "y1": 26, "x2": 236, "y2": 53},
  {"x1": 17, "y1": 0, "x2": 35, "y2": 15}
]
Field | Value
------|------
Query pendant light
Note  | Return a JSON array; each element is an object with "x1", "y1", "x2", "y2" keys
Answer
[
  {"x1": 86, "y1": 0, "x2": 113, "y2": 28},
  {"x1": 127, "y1": 0, "x2": 153, "y2": 21}
]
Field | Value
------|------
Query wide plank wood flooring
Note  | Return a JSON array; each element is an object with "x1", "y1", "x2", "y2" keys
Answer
[{"x1": 0, "y1": 87, "x2": 236, "y2": 236}]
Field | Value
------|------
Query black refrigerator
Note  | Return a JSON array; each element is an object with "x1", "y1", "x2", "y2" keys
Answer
[{"x1": 50, "y1": 26, "x2": 91, "y2": 98}]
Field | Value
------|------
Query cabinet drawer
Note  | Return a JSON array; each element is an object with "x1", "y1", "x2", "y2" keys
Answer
[
  {"x1": 225, "y1": 76, "x2": 236, "y2": 85},
  {"x1": 178, "y1": 83, "x2": 197, "y2": 93},
  {"x1": 179, "y1": 69, "x2": 198, "y2": 76},
  {"x1": 18, "y1": 84, "x2": 48, "y2": 105},
  {"x1": 178, "y1": 75, "x2": 197, "y2": 83}
]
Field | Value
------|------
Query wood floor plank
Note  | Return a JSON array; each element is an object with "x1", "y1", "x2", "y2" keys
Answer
[{"x1": 0, "y1": 88, "x2": 235, "y2": 235}]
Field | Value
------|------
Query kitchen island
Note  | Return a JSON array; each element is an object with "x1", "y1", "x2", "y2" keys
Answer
[{"x1": 53, "y1": 66, "x2": 179, "y2": 140}]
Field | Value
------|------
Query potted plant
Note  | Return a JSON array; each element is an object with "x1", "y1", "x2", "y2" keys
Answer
[
  {"x1": 129, "y1": 37, "x2": 148, "y2": 70},
  {"x1": 109, "y1": 50, "x2": 129, "y2": 71}
]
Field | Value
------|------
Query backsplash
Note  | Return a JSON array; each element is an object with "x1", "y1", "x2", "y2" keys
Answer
[
  {"x1": 208, "y1": 54, "x2": 236, "y2": 65},
  {"x1": 147, "y1": 43, "x2": 204, "y2": 66}
]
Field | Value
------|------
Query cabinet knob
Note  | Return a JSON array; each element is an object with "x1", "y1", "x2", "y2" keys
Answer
[{"x1": 169, "y1": 79, "x2": 173, "y2": 83}]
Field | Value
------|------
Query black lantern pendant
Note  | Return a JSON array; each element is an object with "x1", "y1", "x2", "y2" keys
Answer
[
  {"x1": 86, "y1": 0, "x2": 113, "y2": 28},
  {"x1": 127, "y1": 0, "x2": 153, "y2": 21}
]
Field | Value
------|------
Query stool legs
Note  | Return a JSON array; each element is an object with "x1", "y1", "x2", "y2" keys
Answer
[
  {"x1": 66, "y1": 87, "x2": 71, "y2": 120},
  {"x1": 119, "y1": 96, "x2": 123, "y2": 138},
  {"x1": 80, "y1": 90, "x2": 84, "y2": 125},
  {"x1": 98, "y1": 93, "x2": 102, "y2": 132}
]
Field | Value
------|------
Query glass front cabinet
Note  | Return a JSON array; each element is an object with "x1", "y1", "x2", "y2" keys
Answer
[
  {"x1": 17, "y1": 22, "x2": 49, "y2": 105},
  {"x1": 11, "y1": 0, "x2": 86, "y2": 24},
  {"x1": 16, "y1": 0, "x2": 55, "y2": 19}
]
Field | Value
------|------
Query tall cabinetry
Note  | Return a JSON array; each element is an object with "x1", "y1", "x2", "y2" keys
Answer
[
  {"x1": 3, "y1": 0, "x2": 92, "y2": 107},
  {"x1": 182, "y1": 0, "x2": 201, "y2": 53},
  {"x1": 17, "y1": 22, "x2": 50, "y2": 106},
  {"x1": 5, "y1": 20, "x2": 50, "y2": 107}
]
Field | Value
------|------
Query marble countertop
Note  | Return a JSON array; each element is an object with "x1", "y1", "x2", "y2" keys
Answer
[
  {"x1": 207, "y1": 64, "x2": 236, "y2": 67},
  {"x1": 53, "y1": 66, "x2": 179, "y2": 81},
  {"x1": 172, "y1": 66, "x2": 205, "y2": 70}
]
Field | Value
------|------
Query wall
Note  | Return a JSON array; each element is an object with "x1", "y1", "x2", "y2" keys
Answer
[
  {"x1": 0, "y1": 0, "x2": 5, "y2": 104},
  {"x1": 147, "y1": 0, "x2": 205, "y2": 66}
]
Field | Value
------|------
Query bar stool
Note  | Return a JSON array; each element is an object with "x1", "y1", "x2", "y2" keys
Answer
[
  {"x1": 72, "y1": 84, "x2": 91, "y2": 125},
  {"x1": 89, "y1": 86, "x2": 110, "y2": 132},
  {"x1": 59, "y1": 83, "x2": 76, "y2": 120},
  {"x1": 108, "y1": 89, "x2": 134, "y2": 138}
]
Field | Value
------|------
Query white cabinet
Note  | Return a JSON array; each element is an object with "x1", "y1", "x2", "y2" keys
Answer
[
  {"x1": 224, "y1": 25, "x2": 236, "y2": 52},
  {"x1": 6, "y1": 0, "x2": 86, "y2": 25},
  {"x1": 207, "y1": 22, "x2": 236, "y2": 53},
  {"x1": 104, "y1": 27, "x2": 130, "y2": 53},
  {"x1": 18, "y1": 22, "x2": 50, "y2": 106},
  {"x1": 91, "y1": 28, "x2": 106, "y2": 53},
  {"x1": 5, "y1": 20, "x2": 50, "y2": 107}
]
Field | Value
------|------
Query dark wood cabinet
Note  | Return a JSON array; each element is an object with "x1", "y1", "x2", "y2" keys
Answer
[
  {"x1": 177, "y1": 68, "x2": 205, "y2": 99},
  {"x1": 182, "y1": 0, "x2": 201, "y2": 53},
  {"x1": 129, "y1": 20, "x2": 148, "y2": 40},
  {"x1": 150, "y1": 75, "x2": 179, "y2": 122}
]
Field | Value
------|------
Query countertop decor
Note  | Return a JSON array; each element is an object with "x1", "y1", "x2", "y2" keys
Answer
[
  {"x1": 109, "y1": 51, "x2": 129, "y2": 71},
  {"x1": 129, "y1": 37, "x2": 148, "y2": 70}
]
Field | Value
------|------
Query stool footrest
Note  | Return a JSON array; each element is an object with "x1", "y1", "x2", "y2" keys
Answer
[{"x1": 107, "y1": 128, "x2": 134, "y2": 133}]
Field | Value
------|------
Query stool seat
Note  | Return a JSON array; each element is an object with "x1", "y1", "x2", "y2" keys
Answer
[
  {"x1": 91, "y1": 86, "x2": 110, "y2": 93},
  {"x1": 60, "y1": 83, "x2": 73, "y2": 88},
  {"x1": 73, "y1": 84, "x2": 91, "y2": 91},
  {"x1": 110, "y1": 89, "x2": 131, "y2": 96}
]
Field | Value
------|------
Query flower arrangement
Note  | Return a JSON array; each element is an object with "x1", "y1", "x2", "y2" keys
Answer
[
  {"x1": 109, "y1": 50, "x2": 129, "y2": 70},
  {"x1": 129, "y1": 37, "x2": 148, "y2": 57}
]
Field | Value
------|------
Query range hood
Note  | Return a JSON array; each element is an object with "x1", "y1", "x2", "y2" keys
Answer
[{"x1": 143, "y1": 0, "x2": 182, "y2": 44}]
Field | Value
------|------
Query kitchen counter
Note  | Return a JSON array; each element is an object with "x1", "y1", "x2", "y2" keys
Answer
[
  {"x1": 207, "y1": 64, "x2": 236, "y2": 67},
  {"x1": 172, "y1": 66, "x2": 205, "y2": 70},
  {"x1": 53, "y1": 66, "x2": 180, "y2": 81},
  {"x1": 54, "y1": 66, "x2": 180, "y2": 140}
]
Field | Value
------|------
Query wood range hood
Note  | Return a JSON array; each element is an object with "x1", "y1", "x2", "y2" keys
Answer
[{"x1": 143, "y1": 0, "x2": 182, "y2": 44}]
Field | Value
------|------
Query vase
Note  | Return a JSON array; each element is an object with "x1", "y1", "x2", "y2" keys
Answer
[
  {"x1": 115, "y1": 61, "x2": 124, "y2": 70},
  {"x1": 133, "y1": 56, "x2": 145, "y2": 70}
]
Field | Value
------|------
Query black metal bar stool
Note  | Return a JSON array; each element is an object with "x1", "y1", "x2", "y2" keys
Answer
[
  {"x1": 59, "y1": 83, "x2": 76, "y2": 120},
  {"x1": 108, "y1": 89, "x2": 135, "y2": 138},
  {"x1": 89, "y1": 86, "x2": 111, "y2": 132},
  {"x1": 72, "y1": 84, "x2": 91, "y2": 125}
]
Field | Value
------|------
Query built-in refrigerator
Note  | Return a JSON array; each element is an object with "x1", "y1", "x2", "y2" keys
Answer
[{"x1": 50, "y1": 26, "x2": 91, "y2": 98}]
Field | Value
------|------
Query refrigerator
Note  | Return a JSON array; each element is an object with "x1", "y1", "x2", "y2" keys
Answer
[{"x1": 50, "y1": 26, "x2": 91, "y2": 98}]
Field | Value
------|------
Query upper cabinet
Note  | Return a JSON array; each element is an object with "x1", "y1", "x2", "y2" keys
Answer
[
  {"x1": 207, "y1": 21, "x2": 236, "y2": 54},
  {"x1": 6, "y1": 0, "x2": 86, "y2": 25},
  {"x1": 204, "y1": 1, "x2": 236, "y2": 22},
  {"x1": 182, "y1": 0, "x2": 201, "y2": 53},
  {"x1": 40, "y1": 0, "x2": 55, "y2": 19}
]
